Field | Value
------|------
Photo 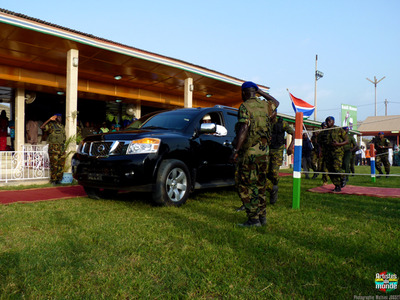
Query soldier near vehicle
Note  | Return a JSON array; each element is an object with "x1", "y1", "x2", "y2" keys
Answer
[
  {"x1": 374, "y1": 132, "x2": 391, "y2": 177},
  {"x1": 41, "y1": 113, "x2": 66, "y2": 185},
  {"x1": 267, "y1": 112, "x2": 294, "y2": 204},
  {"x1": 324, "y1": 116, "x2": 348, "y2": 192},
  {"x1": 230, "y1": 81, "x2": 279, "y2": 227}
]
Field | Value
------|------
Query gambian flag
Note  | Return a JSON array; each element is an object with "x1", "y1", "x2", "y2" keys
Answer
[{"x1": 288, "y1": 92, "x2": 315, "y2": 119}]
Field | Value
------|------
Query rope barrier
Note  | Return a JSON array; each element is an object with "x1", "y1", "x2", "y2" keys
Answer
[{"x1": 300, "y1": 171, "x2": 400, "y2": 177}]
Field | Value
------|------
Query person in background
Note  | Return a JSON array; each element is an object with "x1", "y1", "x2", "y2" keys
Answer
[
  {"x1": 324, "y1": 116, "x2": 348, "y2": 192},
  {"x1": 26, "y1": 118, "x2": 39, "y2": 145},
  {"x1": 374, "y1": 132, "x2": 391, "y2": 177},
  {"x1": 342, "y1": 127, "x2": 358, "y2": 181},
  {"x1": 41, "y1": 113, "x2": 66, "y2": 185},
  {"x1": 100, "y1": 122, "x2": 109, "y2": 133},
  {"x1": 37, "y1": 119, "x2": 43, "y2": 144},
  {"x1": 317, "y1": 122, "x2": 329, "y2": 185},
  {"x1": 0, "y1": 110, "x2": 9, "y2": 151},
  {"x1": 355, "y1": 147, "x2": 362, "y2": 166},
  {"x1": 301, "y1": 133, "x2": 313, "y2": 179},
  {"x1": 311, "y1": 131, "x2": 321, "y2": 179},
  {"x1": 365, "y1": 147, "x2": 371, "y2": 166},
  {"x1": 81, "y1": 121, "x2": 95, "y2": 138},
  {"x1": 201, "y1": 114, "x2": 228, "y2": 136},
  {"x1": 8, "y1": 119, "x2": 15, "y2": 150},
  {"x1": 360, "y1": 146, "x2": 366, "y2": 165},
  {"x1": 266, "y1": 110, "x2": 294, "y2": 204}
]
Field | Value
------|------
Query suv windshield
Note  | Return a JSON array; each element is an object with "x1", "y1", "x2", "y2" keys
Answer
[
  {"x1": 137, "y1": 110, "x2": 199, "y2": 131},
  {"x1": 125, "y1": 111, "x2": 162, "y2": 130}
]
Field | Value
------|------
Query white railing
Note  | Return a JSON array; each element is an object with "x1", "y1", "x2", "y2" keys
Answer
[{"x1": 0, "y1": 144, "x2": 50, "y2": 183}]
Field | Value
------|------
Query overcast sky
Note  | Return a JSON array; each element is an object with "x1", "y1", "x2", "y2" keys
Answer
[{"x1": 2, "y1": 0, "x2": 400, "y2": 123}]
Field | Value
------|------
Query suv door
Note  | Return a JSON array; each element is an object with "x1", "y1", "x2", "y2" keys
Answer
[{"x1": 195, "y1": 111, "x2": 235, "y2": 183}]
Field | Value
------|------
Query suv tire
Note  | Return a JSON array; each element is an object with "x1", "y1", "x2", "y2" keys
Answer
[{"x1": 153, "y1": 159, "x2": 190, "y2": 207}]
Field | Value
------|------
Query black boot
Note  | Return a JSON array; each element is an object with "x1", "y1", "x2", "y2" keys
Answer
[
  {"x1": 259, "y1": 215, "x2": 267, "y2": 226},
  {"x1": 238, "y1": 218, "x2": 261, "y2": 227},
  {"x1": 333, "y1": 185, "x2": 341, "y2": 192},
  {"x1": 270, "y1": 185, "x2": 278, "y2": 205},
  {"x1": 235, "y1": 205, "x2": 245, "y2": 212}
]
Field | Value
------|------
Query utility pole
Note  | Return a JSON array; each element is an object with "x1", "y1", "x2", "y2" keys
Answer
[
  {"x1": 384, "y1": 99, "x2": 388, "y2": 116},
  {"x1": 314, "y1": 55, "x2": 324, "y2": 121},
  {"x1": 366, "y1": 76, "x2": 385, "y2": 116}
]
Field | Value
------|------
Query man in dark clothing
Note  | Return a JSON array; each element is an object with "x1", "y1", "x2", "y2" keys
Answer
[
  {"x1": 302, "y1": 133, "x2": 313, "y2": 179},
  {"x1": 317, "y1": 122, "x2": 329, "y2": 185},
  {"x1": 342, "y1": 127, "x2": 358, "y2": 182},
  {"x1": 267, "y1": 112, "x2": 294, "y2": 204}
]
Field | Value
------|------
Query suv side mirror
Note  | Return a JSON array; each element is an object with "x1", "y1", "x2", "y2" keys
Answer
[{"x1": 200, "y1": 123, "x2": 216, "y2": 134}]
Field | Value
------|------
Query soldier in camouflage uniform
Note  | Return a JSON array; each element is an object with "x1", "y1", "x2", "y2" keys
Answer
[
  {"x1": 324, "y1": 116, "x2": 348, "y2": 192},
  {"x1": 267, "y1": 112, "x2": 294, "y2": 204},
  {"x1": 41, "y1": 114, "x2": 66, "y2": 185},
  {"x1": 317, "y1": 122, "x2": 329, "y2": 185},
  {"x1": 374, "y1": 132, "x2": 391, "y2": 176},
  {"x1": 230, "y1": 81, "x2": 279, "y2": 227},
  {"x1": 342, "y1": 127, "x2": 358, "y2": 182}
]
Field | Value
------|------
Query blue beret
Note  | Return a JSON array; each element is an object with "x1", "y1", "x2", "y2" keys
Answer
[
  {"x1": 379, "y1": 131, "x2": 384, "y2": 135},
  {"x1": 55, "y1": 113, "x2": 62, "y2": 117},
  {"x1": 241, "y1": 81, "x2": 258, "y2": 90},
  {"x1": 343, "y1": 126, "x2": 349, "y2": 130},
  {"x1": 325, "y1": 116, "x2": 335, "y2": 123},
  {"x1": 321, "y1": 122, "x2": 326, "y2": 127}
]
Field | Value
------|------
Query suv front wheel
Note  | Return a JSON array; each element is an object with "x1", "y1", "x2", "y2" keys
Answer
[{"x1": 153, "y1": 159, "x2": 191, "y2": 207}]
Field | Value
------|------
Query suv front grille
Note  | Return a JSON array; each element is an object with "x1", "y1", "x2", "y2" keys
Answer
[
  {"x1": 80, "y1": 141, "x2": 126, "y2": 157},
  {"x1": 91, "y1": 142, "x2": 113, "y2": 156}
]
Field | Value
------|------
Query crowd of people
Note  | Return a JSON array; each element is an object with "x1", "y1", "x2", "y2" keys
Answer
[
  {"x1": 0, "y1": 109, "x2": 135, "y2": 151},
  {"x1": 230, "y1": 81, "x2": 396, "y2": 228}
]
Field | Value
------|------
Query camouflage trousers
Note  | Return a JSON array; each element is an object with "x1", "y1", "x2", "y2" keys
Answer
[
  {"x1": 376, "y1": 153, "x2": 390, "y2": 174},
  {"x1": 320, "y1": 155, "x2": 328, "y2": 184},
  {"x1": 311, "y1": 151, "x2": 319, "y2": 171},
  {"x1": 235, "y1": 142, "x2": 272, "y2": 220},
  {"x1": 326, "y1": 152, "x2": 344, "y2": 186},
  {"x1": 49, "y1": 143, "x2": 66, "y2": 183},
  {"x1": 342, "y1": 150, "x2": 352, "y2": 176},
  {"x1": 267, "y1": 146, "x2": 283, "y2": 186}
]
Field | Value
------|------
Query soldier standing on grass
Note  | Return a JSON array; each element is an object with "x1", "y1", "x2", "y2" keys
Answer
[
  {"x1": 266, "y1": 111, "x2": 294, "y2": 204},
  {"x1": 324, "y1": 116, "x2": 348, "y2": 192},
  {"x1": 374, "y1": 132, "x2": 391, "y2": 177},
  {"x1": 41, "y1": 113, "x2": 66, "y2": 185},
  {"x1": 342, "y1": 127, "x2": 358, "y2": 183},
  {"x1": 317, "y1": 122, "x2": 329, "y2": 185},
  {"x1": 230, "y1": 81, "x2": 279, "y2": 227}
]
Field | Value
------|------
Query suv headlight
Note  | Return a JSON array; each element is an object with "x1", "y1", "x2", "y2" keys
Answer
[{"x1": 126, "y1": 138, "x2": 161, "y2": 154}]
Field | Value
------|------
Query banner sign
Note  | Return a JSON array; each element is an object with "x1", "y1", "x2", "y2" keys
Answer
[{"x1": 341, "y1": 104, "x2": 357, "y2": 130}]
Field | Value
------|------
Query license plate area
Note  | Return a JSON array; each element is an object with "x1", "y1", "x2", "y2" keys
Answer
[{"x1": 88, "y1": 173, "x2": 103, "y2": 181}]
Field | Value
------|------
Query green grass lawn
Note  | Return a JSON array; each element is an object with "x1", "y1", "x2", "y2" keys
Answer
[{"x1": 1, "y1": 166, "x2": 399, "y2": 299}]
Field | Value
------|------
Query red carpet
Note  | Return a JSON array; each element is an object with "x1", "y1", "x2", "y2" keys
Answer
[
  {"x1": 0, "y1": 185, "x2": 87, "y2": 205},
  {"x1": 309, "y1": 184, "x2": 400, "y2": 198},
  {"x1": 279, "y1": 172, "x2": 292, "y2": 177}
]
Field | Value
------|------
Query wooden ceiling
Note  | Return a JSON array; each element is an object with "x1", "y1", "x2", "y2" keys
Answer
[{"x1": 0, "y1": 10, "x2": 270, "y2": 109}]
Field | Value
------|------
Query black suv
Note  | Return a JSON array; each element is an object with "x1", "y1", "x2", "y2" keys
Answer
[{"x1": 72, "y1": 106, "x2": 238, "y2": 206}]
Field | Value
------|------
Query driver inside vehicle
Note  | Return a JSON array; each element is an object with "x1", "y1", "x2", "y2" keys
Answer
[{"x1": 201, "y1": 114, "x2": 227, "y2": 137}]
